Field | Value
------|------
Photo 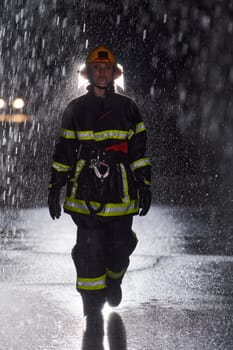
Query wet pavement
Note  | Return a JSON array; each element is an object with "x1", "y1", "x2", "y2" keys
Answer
[{"x1": 0, "y1": 205, "x2": 233, "y2": 349}]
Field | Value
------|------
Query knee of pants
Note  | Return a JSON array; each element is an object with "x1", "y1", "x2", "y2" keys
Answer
[
  {"x1": 71, "y1": 242, "x2": 105, "y2": 275},
  {"x1": 113, "y1": 231, "x2": 138, "y2": 259},
  {"x1": 128, "y1": 230, "x2": 138, "y2": 255},
  {"x1": 106, "y1": 243, "x2": 129, "y2": 273},
  {"x1": 106, "y1": 232, "x2": 138, "y2": 272}
]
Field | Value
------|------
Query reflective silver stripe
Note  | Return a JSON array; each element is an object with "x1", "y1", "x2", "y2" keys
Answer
[
  {"x1": 76, "y1": 130, "x2": 128, "y2": 141},
  {"x1": 130, "y1": 158, "x2": 151, "y2": 172},
  {"x1": 61, "y1": 125, "x2": 145, "y2": 141},
  {"x1": 52, "y1": 161, "x2": 72, "y2": 172},
  {"x1": 94, "y1": 130, "x2": 128, "y2": 141},
  {"x1": 135, "y1": 121, "x2": 146, "y2": 134},
  {"x1": 60, "y1": 128, "x2": 76, "y2": 139},
  {"x1": 76, "y1": 130, "x2": 94, "y2": 140},
  {"x1": 106, "y1": 268, "x2": 126, "y2": 280},
  {"x1": 77, "y1": 274, "x2": 106, "y2": 290},
  {"x1": 64, "y1": 198, "x2": 139, "y2": 216},
  {"x1": 119, "y1": 163, "x2": 130, "y2": 203},
  {"x1": 70, "y1": 160, "x2": 86, "y2": 198}
]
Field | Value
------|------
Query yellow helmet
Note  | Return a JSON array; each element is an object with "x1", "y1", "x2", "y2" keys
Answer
[
  {"x1": 80, "y1": 45, "x2": 122, "y2": 80},
  {"x1": 86, "y1": 45, "x2": 117, "y2": 65}
]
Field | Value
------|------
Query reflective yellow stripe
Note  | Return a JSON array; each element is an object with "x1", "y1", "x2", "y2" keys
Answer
[
  {"x1": 127, "y1": 129, "x2": 134, "y2": 140},
  {"x1": 64, "y1": 198, "x2": 139, "y2": 216},
  {"x1": 130, "y1": 157, "x2": 151, "y2": 172},
  {"x1": 77, "y1": 274, "x2": 107, "y2": 290},
  {"x1": 60, "y1": 128, "x2": 76, "y2": 139},
  {"x1": 119, "y1": 163, "x2": 130, "y2": 203},
  {"x1": 70, "y1": 160, "x2": 86, "y2": 198},
  {"x1": 94, "y1": 130, "x2": 128, "y2": 141},
  {"x1": 144, "y1": 179, "x2": 151, "y2": 186},
  {"x1": 76, "y1": 130, "x2": 128, "y2": 141},
  {"x1": 52, "y1": 161, "x2": 72, "y2": 172},
  {"x1": 61, "y1": 125, "x2": 145, "y2": 141},
  {"x1": 135, "y1": 121, "x2": 146, "y2": 134},
  {"x1": 106, "y1": 268, "x2": 126, "y2": 280}
]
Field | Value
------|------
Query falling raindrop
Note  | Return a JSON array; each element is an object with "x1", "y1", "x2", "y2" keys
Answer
[
  {"x1": 150, "y1": 85, "x2": 155, "y2": 98},
  {"x1": 143, "y1": 29, "x2": 147, "y2": 41},
  {"x1": 116, "y1": 14, "x2": 121, "y2": 25}
]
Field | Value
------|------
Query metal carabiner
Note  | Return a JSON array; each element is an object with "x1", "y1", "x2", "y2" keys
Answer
[
  {"x1": 89, "y1": 159, "x2": 110, "y2": 179},
  {"x1": 95, "y1": 161, "x2": 110, "y2": 179}
]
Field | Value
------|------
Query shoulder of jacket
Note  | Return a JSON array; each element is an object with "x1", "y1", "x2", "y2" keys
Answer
[
  {"x1": 70, "y1": 94, "x2": 88, "y2": 105},
  {"x1": 64, "y1": 94, "x2": 89, "y2": 111},
  {"x1": 113, "y1": 92, "x2": 136, "y2": 105}
]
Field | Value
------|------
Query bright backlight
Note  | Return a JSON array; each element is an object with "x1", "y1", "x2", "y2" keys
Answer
[
  {"x1": 115, "y1": 63, "x2": 124, "y2": 90},
  {"x1": 77, "y1": 63, "x2": 125, "y2": 90},
  {"x1": 78, "y1": 64, "x2": 88, "y2": 89}
]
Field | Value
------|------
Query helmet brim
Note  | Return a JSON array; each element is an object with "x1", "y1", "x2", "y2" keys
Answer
[{"x1": 79, "y1": 64, "x2": 122, "y2": 80}]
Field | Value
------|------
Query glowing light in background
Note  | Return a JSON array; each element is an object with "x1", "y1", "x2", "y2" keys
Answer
[
  {"x1": 0, "y1": 98, "x2": 6, "y2": 109},
  {"x1": 12, "y1": 97, "x2": 25, "y2": 109},
  {"x1": 0, "y1": 114, "x2": 31, "y2": 123}
]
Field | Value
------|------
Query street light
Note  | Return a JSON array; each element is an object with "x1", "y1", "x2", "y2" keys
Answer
[
  {"x1": 0, "y1": 97, "x2": 31, "y2": 123},
  {"x1": 0, "y1": 98, "x2": 6, "y2": 109},
  {"x1": 12, "y1": 97, "x2": 25, "y2": 109}
]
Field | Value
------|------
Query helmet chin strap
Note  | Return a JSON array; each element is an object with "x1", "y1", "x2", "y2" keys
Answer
[{"x1": 93, "y1": 84, "x2": 109, "y2": 90}]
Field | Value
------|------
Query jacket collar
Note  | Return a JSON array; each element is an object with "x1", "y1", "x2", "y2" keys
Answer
[{"x1": 86, "y1": 84, "x2": 115, "y2": 97}]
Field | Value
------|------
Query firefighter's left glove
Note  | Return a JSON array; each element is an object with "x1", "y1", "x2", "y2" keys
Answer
[
  {"x1": 138, "y1": 185, "x2": 151, "y2": 216},
  {"x1": 48, "y1": 189, "x2": 61, "y2": 220}
]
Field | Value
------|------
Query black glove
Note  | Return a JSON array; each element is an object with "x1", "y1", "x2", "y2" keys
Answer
[
  {"x1": 138, "y1": 186, "x2": 151, "y2": 216},
  {"x1": 48, "y1": 190, "x2": 61, "y2": 220}
]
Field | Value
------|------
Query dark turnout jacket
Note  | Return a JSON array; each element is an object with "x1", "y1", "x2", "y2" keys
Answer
[{"x1": 49, "y1": 86, "x2": 151, "y2": 217}]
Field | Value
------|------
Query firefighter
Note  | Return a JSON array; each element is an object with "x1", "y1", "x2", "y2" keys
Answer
[{"x1": 48, "y1": 45, "x2": 152, "y2": 319}]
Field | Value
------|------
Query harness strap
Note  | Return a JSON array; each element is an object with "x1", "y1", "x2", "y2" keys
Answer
[{"x1": 86, "y1": 201, "x2": 104, "y2": 214}]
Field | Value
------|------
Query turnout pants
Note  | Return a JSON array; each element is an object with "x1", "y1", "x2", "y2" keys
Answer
[{"x1": 71, "y1": 214, "x2": 137, "y2": 312}]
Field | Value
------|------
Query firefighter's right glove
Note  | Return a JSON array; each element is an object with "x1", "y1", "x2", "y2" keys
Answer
[
  {"x1": 48, "y1": 190, "x2": 61, "y2": 220},
  {"x1": 138, "y1": 185, "x2": 151, "y2": 216}
]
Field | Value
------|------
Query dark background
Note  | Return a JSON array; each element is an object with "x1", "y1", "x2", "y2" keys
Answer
[{"x1": 1, "y1": 0, "x2": 233, "y2": 209}]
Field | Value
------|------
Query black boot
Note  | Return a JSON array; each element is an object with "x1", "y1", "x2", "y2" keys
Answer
[
  {"x1": 81, "y1": 290, "x2": 106, "y2": 316},
  {"x1": 106, "y1": 279, "x2": 122, "y2": 307},
  {"x1": 81, "y1": 291, "x2": 105, "y2": 350}
]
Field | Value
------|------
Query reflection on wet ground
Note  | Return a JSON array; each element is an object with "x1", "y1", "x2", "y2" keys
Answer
[
  {"x1": 81, "y1": 312, "x2": 127, "y2": 350},
  {"x1": 173, "y1": 206, "x2": 233, "y2": 255},
  {"x1": 123, "y1": 301, "x2": 233, "y2": 350},
  {"x1": 134, "y1": 205, "x2": 233, "y2": 256},
  {"x1": 107, "y1": 312, "x2": 127, "y2": 350},
  {"x1": 1, "y1": 206, "x2": 233, "y2": 350}
]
